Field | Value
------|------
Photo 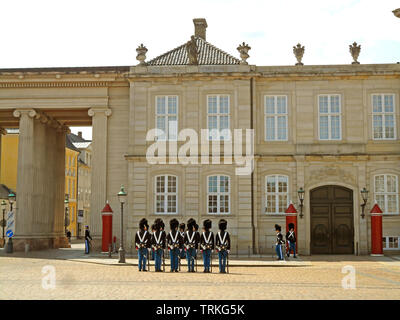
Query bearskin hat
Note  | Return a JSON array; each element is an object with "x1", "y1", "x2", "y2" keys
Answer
[
  {"x1": 203, "y1": 219, "x2": 212, "y2": 230},
  {"x1": 179, "y1": 223, "x2": 186, "y2": 231},
  {"x1": 275, "y1": 224, "x2": 281, "y2": 232},
  {"x1": 169, "y1": 218, "x2": 179, "y2": 230},
  {"x1": 154, "y1": 218, "x2": 165, "y2": 231},
  {"x1": 218, "y1": 219, "x2": 227, "y2": 231},
  {"x1": 187, "y1": 218, "x2": 196, "y2": 230},
  {"x1": 151, "y1": 223, "x2": 157, "y2": 232},
  {"x1": 194, "y1": 223, "x2": 199, "y2": 231},
  {"x1": 288, "y1": 223, "x2": 295, "y2": 230},
  {"x1": 139, "y1": 218, "x2": 149, "y2": 230}
]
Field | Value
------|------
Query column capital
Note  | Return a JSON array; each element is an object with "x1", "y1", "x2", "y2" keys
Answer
[
  {"x1": 0, "y1": 127, "x2": 7, "y2": 135},
  {"x1": 13, "y1": 109, "x2": 37, "y2": 118},
  {"x1": 88, "y1": 107, "x2": 112, "y2": 117}
]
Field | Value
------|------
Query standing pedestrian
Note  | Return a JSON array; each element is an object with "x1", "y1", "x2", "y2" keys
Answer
[
  {"x1": 66, "y1": 230, "x2": 71, "y2": 244},
  {"x1": 215, "y1": 219, "x2": 230, "y2": 273},
  {"x1": 275, "y1": 224, "x2": 285, "y2": 260},
  {"x1": 84, "y1": 225, "x2": 92, "y2": 254},
  {"x1": 286, "y1": 223, "x2": 297, "y2": 258},
  {"x1": 200, "y1": 219, "x2": 214, "y2": 273}
]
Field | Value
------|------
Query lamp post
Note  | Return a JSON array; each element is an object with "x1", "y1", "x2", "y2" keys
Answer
[
  {"x1": 360, "y1": 187, "x2": 369, "y2": 219},
  {"x1": 7, "y1": 192, "x2": 16, "y2": 253},
  {"x1": 297, "y1": 187, "x2": 305, "y2": 219},
  {"x1": 64, "y1": 194, "x2": 69, "y2": 235},
  {"x1": 117, "y1": 185, "x2": 127, "y2": 263},
  {"x1": 1, "y1": 200, "x2": 6, "y2": 246}
]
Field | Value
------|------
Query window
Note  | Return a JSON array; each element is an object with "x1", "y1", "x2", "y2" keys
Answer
[
  {"x1": 155, "y1": 175, "x2": 177, "y2": 214},
  {"x1": 156, "y1": 96, "x2": 178, "y2": 140},
  {"x1": 318, "y1": 95, "x2": 341, "y2": 140},
  {"x1": 383, "y1": 236, "x2": 400, "y2": 250},
  {"x1": 372, "y1": 94, "x2": 396, "y2": 140},
  {"x1": 265, "y1": 175, "x2": 289, "y2": 214},
  {"x1": 265, "y1": 95, "x2": 288, "y2": 141},
  {"x1": 207, "y1": 175, "x2": 230, "y2": 214},
  {"x1": 375, "y1": 174, "x2": 399, "y2": 214},
  {"x1": 207, "y1": 95, "x2": 230, "y2": 140}
]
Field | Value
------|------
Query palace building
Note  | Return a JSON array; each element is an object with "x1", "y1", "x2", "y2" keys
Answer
[{"x1": 0, "y1": 18, "x2": 399, "y2": 254}]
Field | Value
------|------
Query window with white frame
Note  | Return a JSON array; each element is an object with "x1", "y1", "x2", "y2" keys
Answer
[
  {"x1": 265, "y1": 95, "x2": 288, "y2": 141},
  {"x1": 208, "y1": 175, "x2": 230, "y2": 214},
  {"x1": 372, "y1": 94, "x2": 396, "y2": 140},
  {"x1": 156, "y1": 96, "x2": 178, "y2": 141},
  {"x1": 265, "y1": 175, "x2": 289, "y2": 214},
  {"x1": 155, "y1": 175, "x2": 178, "y2": 214},
  {"x1": 374, "y1": 174, "x2": 399, "y2": 215},
  {"x1": 382, "y1": 236, "x2": 400, "y2": 250},
  {"x1": 207, "y1": 95, "x2": 230, "y2": 140},
  {"x1": 318, "y1": 95, "x2": 341, "y2": 140}
]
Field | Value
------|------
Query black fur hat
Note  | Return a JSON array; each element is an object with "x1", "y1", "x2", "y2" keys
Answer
[
  {"x1": 288, "y1": 223, "x2": 295, "y2": 230},
  {"x1": 218, "y1": 219, "x2": 227, "y2": 231},
  {"x1": 203, "y1": 219, "x2": 212, "y2": 230},
  {"x1": 194, "y1": 223, "x2": 199, "y2": 231},
  {"x1": 275, "y1": 224, "x2": 281, "y2": 232},
  {"x1": 139, "y1": 218, "x2": 149, "y2": 230},
  {"x1": 170, "y1": 218, "x2": 179, "y2": 230},
  {"x1": 151, "y1": 223, "x2": 157, "y2": 232},
  {"x1": 154, "y1": 218, "x2": 165, "y2": 231},
  {"x1": 187, "y1": 218, "x2": 195, "y2": 229},
  {"x1": 179, "y1": 223, "x2": 185, "y2": 231}
]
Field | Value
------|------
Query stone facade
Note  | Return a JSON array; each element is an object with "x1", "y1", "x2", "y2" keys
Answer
[{"x1": 0, "y1": 19, "x2": 399, "y2": 254}]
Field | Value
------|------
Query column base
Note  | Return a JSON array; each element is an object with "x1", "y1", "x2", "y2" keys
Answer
[
  {"x1": 370, "y1": 253, "x2": 384, "y2": 257},
  {"x1": 12, "y1": 237, "x2": 71, "y2": 251}
]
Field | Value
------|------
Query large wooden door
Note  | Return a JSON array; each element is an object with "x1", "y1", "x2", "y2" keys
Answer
[{"x1": 310, "y1": 186, "x2": 354, "y2": 254}]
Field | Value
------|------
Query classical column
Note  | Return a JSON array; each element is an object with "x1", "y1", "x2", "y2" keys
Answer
[
  {"x1": 88, "y1": 107, "x2": 112, "y2": 242},
  {"x1": 0, "y1": 127, "x2": 6, "y2": 182},
  {"x1": 13, "y1": 109, "x2": 36, "y2": 241}
]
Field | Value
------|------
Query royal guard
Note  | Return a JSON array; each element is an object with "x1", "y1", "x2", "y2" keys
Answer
[
  {"x1": 286, "y1": 223, "x2": 297, "y2": 258},
  {"x1": 179, "y1": 223, "x2": 186, "y2": 261},
  {"x1": 184, "y1": 218, "x2": 198, "y2": 272},
  {"x1": 215, "y1": 219, "x2": 231, "y2": 273},
  {"x1": 135, "y1": 218, "x2": 151, "y2": 271},
  {"x1": 151, "y1": 219, "x2": 166, "y2": 272},
  {"x1": 200, "y1": 219, "x2": 214, "y2": 273},
  {"x1": 275, "y1": 224, "x2": 285, "y2": 260},
  {"x1": 166, "y1": 219, "x2": 182, "y2": 272}
]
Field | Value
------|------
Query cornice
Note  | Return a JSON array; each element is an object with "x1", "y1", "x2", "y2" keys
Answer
[{"x1": 0, "y1": 81, "x2": 129, "y2": 88}]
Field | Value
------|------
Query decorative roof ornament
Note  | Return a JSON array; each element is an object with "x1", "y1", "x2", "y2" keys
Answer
[
  {"x1": 293, "y1": 43, "x2": 305, "y2": 66},
  {"x1": 136, "y1": 44, "x2": 148, "y2": 66},
  {"x1": 237, "y1": 42, "x2": 251, "y2": 65},
  {"x1": 393, "y1": 8, "x2": 400, "y2": 18},
  {"x1": 186, "y1": 36, "x2": 199, "y2": 65},
  {"x1": 349, "y1": 42, "x2": 361, "y2": 64}
]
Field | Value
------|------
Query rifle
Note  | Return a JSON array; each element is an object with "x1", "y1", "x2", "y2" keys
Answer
[
  {"x1": 147, "y1": 248, "x2": 151, "y2": 271},
  {"x1": 162, "y1": 248, "x2": 165, "y2": 272},
  {"x1": 210, "y1": 250, "x2": 213, "y2": 273},
  {"x1": 195, "y1": 249, "x2": 198, "y2": 272},
  {"x1": 226, "y1": 251, "x2": 229, "y2": 274}
]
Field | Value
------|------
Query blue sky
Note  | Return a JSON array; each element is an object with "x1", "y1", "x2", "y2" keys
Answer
[{"x1": 1, "y1": 0, "x2": 398, "y2": 139}]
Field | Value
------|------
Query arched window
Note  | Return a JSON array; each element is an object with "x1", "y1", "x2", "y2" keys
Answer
[
  {"x1": 207, "y1": 175, "x2": 230, "y2": 214},
  {"x1": 374, "y1": 174, "x2": 399, "y2": 214},
  {"x1": 155, "y1": 175, "x2": 178, "y2": 214},
  {"x1": 265, "y1": 175, "x2": 289, "y2": 214}
]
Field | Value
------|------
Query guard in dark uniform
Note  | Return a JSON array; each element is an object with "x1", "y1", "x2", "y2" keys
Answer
[
  {"x1": 215, "y1": 219, "x2": 231, "y2": 273},
  {"x1": 135, "y1": 218, "x2": 151, "y2": 271},
  {"x1": 184, "y1": 218, "x2": 198, "y2": 272},
  {"x1": 200, "y1": 219, "x2": 214, "y2": 273},
  {"x1": 286, "y1": 223, "x2": 297, "y2": 258},
  {"x1": 275, "y1": 224, "x2": 285, "y2": 260},
  {"x1": 179, "y1": 223, "x2": 186, "y2": 261},
  {"x1": 84, "y1": 225, "x2": 92, "y2": 254},
  {"x1": 166, "y1": 219, "x2": 182, "y2": 272},
  {"x1": 151, "y1": 219, "x2": 166, "y2": 272}
]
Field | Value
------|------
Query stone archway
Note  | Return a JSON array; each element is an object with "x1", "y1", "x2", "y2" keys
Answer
[{"x1": 310, "y1": 185, "x2": 354, "y2": 254}]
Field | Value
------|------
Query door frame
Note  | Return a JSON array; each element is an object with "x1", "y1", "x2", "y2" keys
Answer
[{"x1": 306, "y1": 182, "x2": 360, "y2": 256}]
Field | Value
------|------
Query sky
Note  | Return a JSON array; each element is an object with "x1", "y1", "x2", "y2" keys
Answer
[{"x1": 1, "y1": 0, "x2": 399, "y2": 139}]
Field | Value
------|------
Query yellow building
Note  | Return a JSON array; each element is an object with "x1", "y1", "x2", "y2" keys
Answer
[{"x1": 0, "y1": 131, "x2": 80, "y2": 237}]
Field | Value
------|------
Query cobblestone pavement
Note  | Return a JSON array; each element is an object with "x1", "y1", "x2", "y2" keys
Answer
[{"x1": 1, "y1": 252, "x2": 400, "y2": 300}]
